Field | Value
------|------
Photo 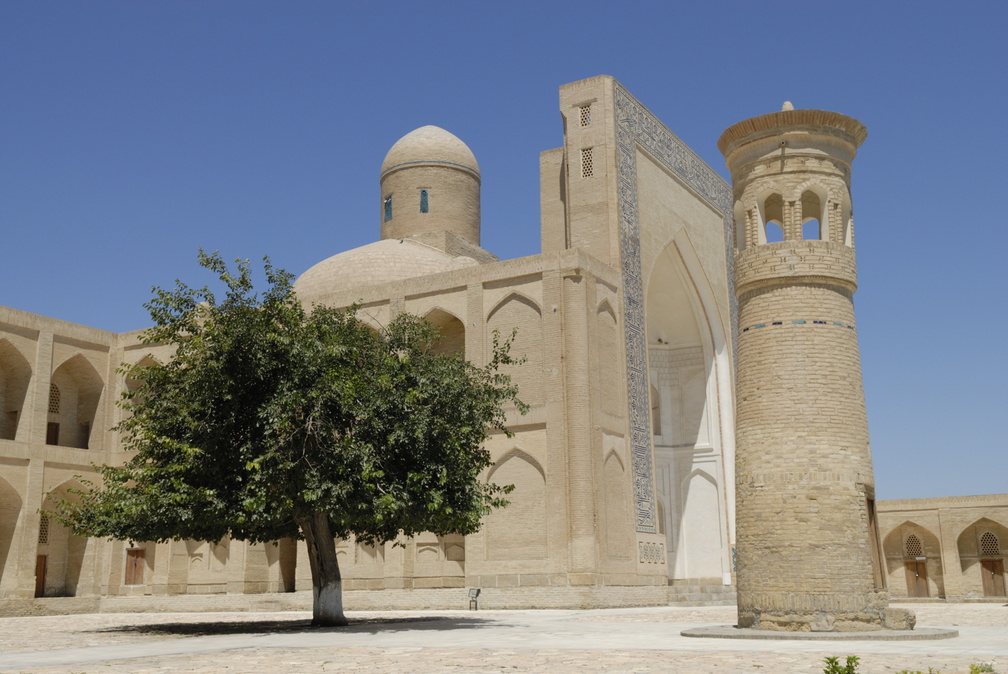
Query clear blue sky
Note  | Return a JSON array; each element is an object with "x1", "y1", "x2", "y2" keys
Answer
[{"x1": 1, "y1": 2, "x2": 1005, "y2": 500}]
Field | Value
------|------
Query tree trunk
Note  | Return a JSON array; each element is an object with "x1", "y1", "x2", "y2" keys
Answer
[{"x1": 298, "y1": 512, "x2": 347, "y2": 626}]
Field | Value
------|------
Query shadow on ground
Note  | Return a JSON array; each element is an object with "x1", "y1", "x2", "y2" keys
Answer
[{"x1": 95, "y1": 615, "x2": 492, "y2": 638}]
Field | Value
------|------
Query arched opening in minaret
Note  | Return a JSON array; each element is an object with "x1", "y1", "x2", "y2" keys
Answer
[
  {"x1": 645, "y1": 240, "x2": 727, "y2": 581},
  {"x1": 801, "y1": 190, "x2": 824, "y2": 240},
  {"x1": 760, "y1": 193, "x2": 784, "y2": 243}
]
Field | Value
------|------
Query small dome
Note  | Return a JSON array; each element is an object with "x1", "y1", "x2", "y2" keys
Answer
[
  {"x1": 294, "y1": 238, "x2": 477, "y2": 305},
  {"x1": 380, "y1": 125, "x2": 479, "y2": 178}
]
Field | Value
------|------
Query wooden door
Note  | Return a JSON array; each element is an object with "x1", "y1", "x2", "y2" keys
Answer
[
  {"x1": 981, "y1": 559, "x2": 1006, "y2": 596},
  {"x1": 34, "y1": 555, "x2": 47, "y2": 597},
  {"x1": 904, "y1": 560, "x2": 928, "y2": 597},
  {"x1": 124, "y1": 548, "x2": 145, "y2": 586}
]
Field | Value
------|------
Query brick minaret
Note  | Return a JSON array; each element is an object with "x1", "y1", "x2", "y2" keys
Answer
[{"x1": 719, "y1": 105, "x2": 913, "y2": 631}]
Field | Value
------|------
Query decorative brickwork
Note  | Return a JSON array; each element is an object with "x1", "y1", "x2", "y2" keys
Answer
[
  {"x1": 722, "y1": 107, "x2": 914, "y2": 631},
  {"x1": 612, "y1": 83, "x2": 732, "y2": 533}
]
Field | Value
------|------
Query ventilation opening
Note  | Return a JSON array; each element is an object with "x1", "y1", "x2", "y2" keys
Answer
[
  {"x1": 419, "y1": 189, "x2": 428, "y2": 213},
  {"x1": 383, "y1": 196, "x2": 392, "y2": 222},
  {"x1": 905, "y1": 534, "x2": 923, "y2": 558},
  {"x1": 38, "y1": 515, "x2": 50, "y2": 545},
  {"x1": 981, "y1": 532, "x2": 1000, "y2": 557},
  {"x1": 581, "y1": 147, "x2": 594, "y2": 178},
  {"x1": 48, "y1": 384, "x2": 60, "y2": 414},
  {"x1": 579, "y1": 104, "x2": 591, "y2": 127}
]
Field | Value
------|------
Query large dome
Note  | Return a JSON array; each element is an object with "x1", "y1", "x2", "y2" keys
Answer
[
  {"x1": 294, "y1": 238, "x2": 477, "y2": 305},
  {"x1": 380, "y1": 125, "x2": 480, "y2": 179}
]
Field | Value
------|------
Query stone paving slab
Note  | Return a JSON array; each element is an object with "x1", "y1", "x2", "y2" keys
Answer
[{"x1": 0, "y1": 602, "x2": 1003, "y2": 673}]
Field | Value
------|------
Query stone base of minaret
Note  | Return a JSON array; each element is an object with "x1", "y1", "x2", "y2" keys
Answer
[{"x1": 738, "y1": 592, "x2": 916, "y2": 632}]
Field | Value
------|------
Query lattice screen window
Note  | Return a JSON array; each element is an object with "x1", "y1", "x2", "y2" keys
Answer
[
  {"x1": 581, "y1": 147, "x2": 594, "y2": 178},
  {"x1": 38, "y1": 515, "x2": 50, "y2": 545},
  {"x1": 980, "y1": 532, "x2": 1000, "y2": 557},
  {"x1": 48, "y1": 384, "x2": 60, "y2": 414},
  {"x1": 579, "y1": 104, "x2": 591, "y2": 127},
  {"x1": 905, "y1": 534, "x2": 922, "y2": 558}
]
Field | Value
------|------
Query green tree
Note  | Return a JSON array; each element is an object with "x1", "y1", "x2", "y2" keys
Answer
[{"x1": 52, "y1": 251, "x2": 524, "y2": 626}]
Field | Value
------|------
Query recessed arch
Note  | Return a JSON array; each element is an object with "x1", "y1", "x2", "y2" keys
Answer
[
  {"x1": 486, "y1": 291, "x2": 542, "y2": 323},
  {"x1": 603, "y1": 447, "x2": 626, "y2": 473},
  {"x1": 486, "y1": 293, "x2": 543, "y2": 404},
  {"x1": 0, "y1": 339, "x2": 32, "y2": 441},
  {"x1": 596, "y1": 300, "x2": 622, "y2": 416},
  {"x1": 677, "y1": 468, "x2": 722, "y2": 578},
  {"x1": 124, "y1": 356, "x2": 160, "y2": 394},
  {"x1": 487, "y1": 447, "x2": 545, "y2": 484},
  {"x1": 0, "y1": 476, "x2": 23, "y2": 588},
  {"x1": 423, "y1": 307, "x2": 465, "y2": 357},
  {"x1": 881, "y1": 520, "x2": 944, "y2": 597},
  {"x1": 50, "y1": 354, "x2": 105, "y2": 449},
  {"x1": 38, "y1": 479, "x2": 89, "y2": 597},
  {"x1": 597, "y1": 298, "x2": 617, "y2": 321},
  {"x1": 483, "y1": 447, "x2": 547, "y2": 560}
]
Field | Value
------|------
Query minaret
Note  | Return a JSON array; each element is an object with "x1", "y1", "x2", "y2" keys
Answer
[{"x1": 719, "y1": 104, "x2": 913, "y2": 631}]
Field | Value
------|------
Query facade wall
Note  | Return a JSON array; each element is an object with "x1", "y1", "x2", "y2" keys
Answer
[{"x1": 878, "y1": 495, "x2": 1008, "y2": 600}]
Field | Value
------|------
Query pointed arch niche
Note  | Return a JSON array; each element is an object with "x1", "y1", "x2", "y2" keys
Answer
[
  {"x1": 483, "y1": 448, "x2": 547, "y2": 560},
  {"x1": 0, "y1": 476, "x2": 22, "y2": 590},
  {"x1": 0, "y1": 339, "x2": 32, "y2": 441},
  {"x1": 957, "y1": 518, "x2": 1008, "y2": 597},
  {"x1": 424, "y1": 308, "x2": 465, "y2": 357},
  {"x1": 38, "y1": 480, "x2": 90, "y2": 596},
  {"x1": 49, "y1": 355, "x2": 104, "y2": 449},
  {"x1": 882, "y1": 521, "x2": 944, "y2": 598},
  {"x1": 645, "y1": 238, "x2": 728, "y2": 581},
  {"x1": 486, "y1": 294, "x2": 543, "y2": 404}
]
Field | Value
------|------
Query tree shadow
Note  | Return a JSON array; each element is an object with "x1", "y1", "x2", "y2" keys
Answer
[{"x1": 95, "y1": 615, "x2": 492, "y2": 637}]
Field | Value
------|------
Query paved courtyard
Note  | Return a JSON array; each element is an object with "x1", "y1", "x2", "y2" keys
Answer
[{"x1": 0, "y1": 603, "x2": 1005, "y2": 673}]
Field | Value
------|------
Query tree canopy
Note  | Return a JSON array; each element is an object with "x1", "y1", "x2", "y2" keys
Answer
[{"x1": 53, "y1": 251, "x2": 524, "y2": 624}]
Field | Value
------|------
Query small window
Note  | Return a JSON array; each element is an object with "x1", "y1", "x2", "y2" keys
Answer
[
  {"x1": 581, "y1": 147, "x2": 594, "y2": 178},
  {"x1": 579, "y1": 104, "x2": 591, "y2": 127},
  {"x1": 420, "y1": 189, "x2": 428, "y2": 213},
  {"x1": 38, "y1": 515, "x2": 50, "y2": 545},
  {"x1": 383, "y1": 196, "x2": 392, "y2": 222}
]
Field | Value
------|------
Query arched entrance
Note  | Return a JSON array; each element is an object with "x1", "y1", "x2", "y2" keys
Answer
[
  {"x1": 37, "y1": 481, "x2": 89, "y2": 597},
  {"x1": 645, "y1": 239, "x2": 729, "y2": 581}
]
